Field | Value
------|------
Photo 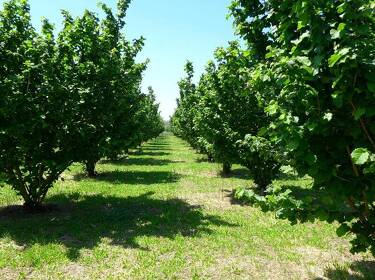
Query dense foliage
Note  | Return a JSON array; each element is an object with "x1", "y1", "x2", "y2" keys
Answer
[
  {"x1": 172, "y1": 42, "x2": 281, "y2": 189},
  {"x1": 57, "y1": 3, "x2": 148, "y2": 176},
  {"x1": 231, "y1": 0, "x2": 375, "y2": 254},
  {"x1": 1, "y1": 0, "x2": 374, "y2": 257},
  {"x1": 0, "y1": 0, "x2": 163, "y2": 209},
  {"x1": 128, "y1": 87, "x2": 165, "y2": 152},
  {"x1": 0, "y1": 0, "x2": 76, "y2": 209},
  {"x1": 173, "y1": 0, "x2": 375, "y2": 254},
  {"x1": 171, "y1": 62, "x2": 201, "y2": 150}
]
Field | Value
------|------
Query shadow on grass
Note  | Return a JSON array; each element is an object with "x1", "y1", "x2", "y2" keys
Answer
[
  {"x1": 142, "y1": 147, "x2": 174, "y2": 151},
  {"x1": 101, "y1": 157, "x2": 176, "y2": 166},
  {"x1": 314, "y1": 260, "x2": 375, "y2": 280},
  {"x1": 144, "y1": 143, "x2": 170, "y2": 147},
  {"x1": 129, "y1": 151, "x2": 170, "y2": 157},
  {"x1": 0, "y1": 192, "x2": 235, "y2": 260},
  {"x1": 74, "y1": 170, "x2": 182, "y2": 185},
  {"x1": 219, "y1": 168, "x2": 252, "y2": 180}
]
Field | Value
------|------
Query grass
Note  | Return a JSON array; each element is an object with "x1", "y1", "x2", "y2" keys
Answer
[{"x1": 0, "y1": 133, "x2": 374, "y2": 279}]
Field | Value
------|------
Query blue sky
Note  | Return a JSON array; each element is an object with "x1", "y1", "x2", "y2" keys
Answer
[{"x1": 1, "y1": 0, "x2": 238, "y2": 119}]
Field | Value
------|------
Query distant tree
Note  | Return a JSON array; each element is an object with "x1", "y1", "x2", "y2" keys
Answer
[
  {"x1": 195, "y1": 42, "x2": 280, "y2": 182},
  {"x1": 172, "y1": 42, "x2": 281, "y2": 188},
  {"x1": 172, "y1": 62, "x2": 199, "y2": 145},
  {"x1": 130, "y1": 87, "x2": 165, "y2": 149}
]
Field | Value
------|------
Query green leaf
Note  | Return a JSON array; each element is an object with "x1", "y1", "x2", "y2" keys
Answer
[
  {"x1": 337, "y1": 23, "x2": 346, "y2": 32},
  {"x1": 305, "y1": 153, "x2": 317, "y2": 165},
  {"x1": 354, "y1": 108, "x2": 366, "y2": 120},
  {"x1": 364, "y1": 163, "x2": 375, "y2": 174},
  {"x1": 328, "y1": 48, "x2": 350, "y2": 67},
  {"x1": 323, "y1": 112, "x2": 333, "y2": 121},
  {"x1": 332, "y1": 91, "x2": 343, "y2": 108},
  {"x1": 266, "y1": 102, "x2": 279, "y2": 115},
  {"x1": 317, "y1": 210, "x2": 329, "y2": 221},
  {"x1": 337, "y1": 224, "x2": 350, "y2": 237},
  {"x1": 297, "y1": 56, "x2": 311, "y2": 66},
  {"x1": 330, "y1": 29, "x2": 340, "y2": 40},
  {"x1": 243, "y1": 50, "x2": 251, "y2": 58},
  {"x1": 306, "y1": 122, "x2": 317, "y2": 131},
  {"x1": 328, "y1": 54, "x2": 341, "y2": 67},
  {"x1": 351, "y1": 148, "x2": 370, "y2": 165},
  {"x1": 265, "y1": 51, "x2": 274, "y2": 59},
  {"x1": 297, "y1": 21, "x2": 305, "y2": 30},
  {"x1": 286, "y1": 138, "x2": 300, "y2": 151},
  {"x1": 330, "y1": 23, "x2": 346, "y2": 40},
  {"x1": 337, "y1": 3, "x2": 347, "y2": 14}
]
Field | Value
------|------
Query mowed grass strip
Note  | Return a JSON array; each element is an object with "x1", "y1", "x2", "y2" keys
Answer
[{"x1": 0, "y1": 133, "x2": 374, "y2": 279}]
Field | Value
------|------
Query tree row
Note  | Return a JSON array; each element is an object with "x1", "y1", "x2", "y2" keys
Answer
[
  {"x1": 0, "y1": 0, "x2": 164, "y2": 209},
  {"x1": 171, "y1": 0, "x2": 375, "y2": 255}
]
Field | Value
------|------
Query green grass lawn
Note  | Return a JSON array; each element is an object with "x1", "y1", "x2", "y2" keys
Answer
[{"x1": 0, "y1": 133, "x2": 374, "y2": 279}]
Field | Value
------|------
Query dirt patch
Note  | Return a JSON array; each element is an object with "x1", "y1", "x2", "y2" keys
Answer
[
  {"x1": 179, "y1": 191, "x2": 240, "y2": 210},
  {"x1": 295, "y1": 245, "x2": 354, "y2": 264},
  {"x1": 0, "y1": 240, "x2": 26, "y2": 251},
  {"x1": 200, "y1": 254, "x2": 308, "y2": 280},
  {"x1": 62, "y1": 263, "x2": 87, "y2": 279},
  {"x1": 294, "y1": 245, "x2": 374, "y2": 279},
  {"x1": 200, "y1": 171, "x2": 219, "y2": 178},
  {"x1": 179, "y1": 180, "x2": 196, "y2": 189},
  {"x1": 0, "y1": 268, "x2": 21, "y2": 280},
  {"x1": 175, "y1": 169, "x2": 219, "y2": 178},
  {"x1": 201, "y1": 252, "x2": 365, "y2": 280}
]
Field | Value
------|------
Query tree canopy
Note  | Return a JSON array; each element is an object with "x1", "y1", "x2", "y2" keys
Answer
[{"x1": 0, "y1": 0, "x2": 164, "y2": 209}]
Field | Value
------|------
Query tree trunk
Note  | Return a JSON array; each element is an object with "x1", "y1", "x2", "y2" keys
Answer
[
  {"x1": 222, "y1": 162, "x2": 232, "y2": 176},
  {"x1": 254, "y1": 175, "x2": 271, "y2": 196},
  {"x1": 22, "y1": 189, "x2": 47, "y2": 212},
  {"x1": 23, "y1": 199, "x2": 44, "y2": 212},
  {"x1": 9, "y1": 166, "x2": 60, "y2": 212},
  {"x1": 257, "y1": 182, "x2": 268, "y2": 196},
  {"x1": 85, "y1": 160, "x2": 97, "y2": 178}
]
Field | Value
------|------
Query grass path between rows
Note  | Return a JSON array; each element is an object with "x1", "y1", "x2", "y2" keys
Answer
[{"x1": 0, "y1": 133, "x2": 374, "y2": 279}]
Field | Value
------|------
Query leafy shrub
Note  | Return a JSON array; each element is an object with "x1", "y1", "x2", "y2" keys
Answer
[
  {"x1": 237, "y1": 135, "x2": 281, "y2": 192},
  {"x1": 231, "y1": 0, "x2": 375, "y2": 254},
  {"x1": 172, "y1": 41, "x2": 281, "y2": 187},
  {"x1": 0, "y1": 0, "x2": 163, "y2": 208},
  {"x1": 0, "y1": 0, "x2": 78, "y2": 209},
  {"x1": 56, "y1": 2, "x2": 149, "y2": 177}
]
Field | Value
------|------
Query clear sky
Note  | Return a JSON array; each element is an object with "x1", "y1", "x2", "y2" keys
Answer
[{"x1": 0, "y1": 0, "x2": 238, "y2": 120}]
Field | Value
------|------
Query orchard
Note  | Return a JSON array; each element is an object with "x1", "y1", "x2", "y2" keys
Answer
[
  {"x1": 1, "y1": 0, "x2": 374, "y2": 278},
  {"x1": 172, "y1": 0, "x2": 375, "y2": 255},
  {"x1": 0, "y1": 0, "x2": 164, "y2": 209}
]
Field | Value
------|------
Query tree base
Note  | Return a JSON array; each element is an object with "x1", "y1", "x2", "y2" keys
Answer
[
  {"x1": 85, "y1": 160, "x2": 98, "y2": 178},
  {"x1": 23, "y1": 202, "x2": 57, "y2": 213},
  {"x1": 222, "y1": 162, "x2": 232, "y2": 176}
]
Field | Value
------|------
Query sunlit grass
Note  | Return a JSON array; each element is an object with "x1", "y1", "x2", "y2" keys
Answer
[{"x1": 0, "y1": 133, "x2": 374, "y2": 279}]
